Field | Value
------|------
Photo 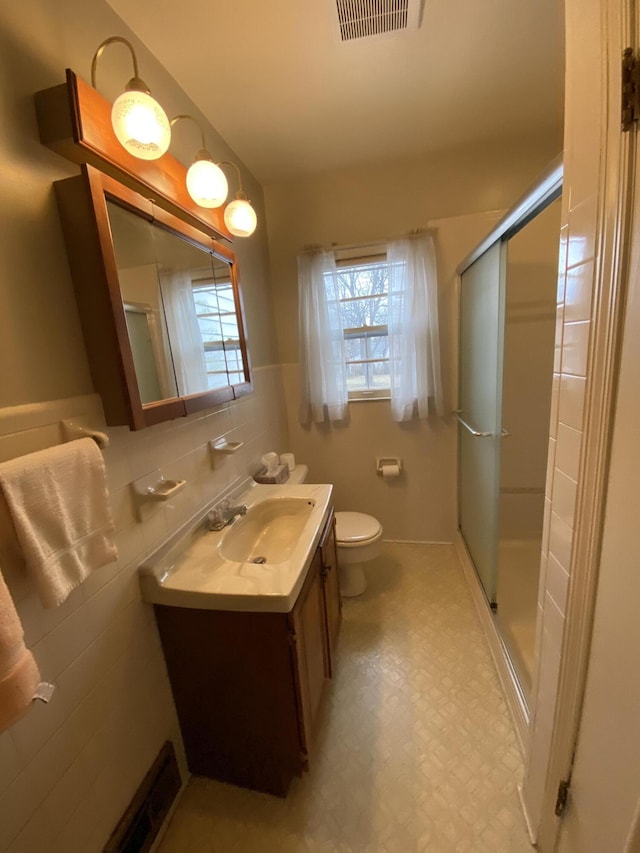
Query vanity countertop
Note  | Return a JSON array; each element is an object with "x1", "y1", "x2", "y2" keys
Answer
[{"x1": 138, "y1": 482, "x2": 333, "y2": 613}]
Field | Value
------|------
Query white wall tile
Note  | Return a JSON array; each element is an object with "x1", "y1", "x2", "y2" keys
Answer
[
  {"x1": 558, "y1": 374, "x2": 586, "y2": 430},
  {"x1": 551, "y1": 469, "x2": 578, "y2": 529},
  {"x1": 548, "y1": 510, "x2": 573, "y2": 571},
  {"x1": 546, "y1": 437, "x2": 557, "y2": 495},
  {"x1": 561, "y1": 321, "x2": 591, "y2": 377},
  {"x1": 0, "y1": 366, "x2": 289, "y2": 850},
  {"x1": 566, "y1": 195, "x2": 598, "y2": 268},
  {"x1": 546, "y1": 552, "x2": 570, "y2": 614},
  {"x1": 565, "y1": 260, "x2": 595, "y2": 323},
  {"x1": 555, "y1": 422, "x2": 582, "y2": 482},
  {"x1": 549, "y1": 374, "x2": 561, "y2": 440},
  {"x1": 554, "y1": 305, "x2": 565, "y2": 373},
  {"x1": 557, "y1": 226, "x2": 569, "y2": 285}
]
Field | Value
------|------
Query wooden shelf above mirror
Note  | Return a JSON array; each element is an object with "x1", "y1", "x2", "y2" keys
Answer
[{"x1": 35, "y1": 69, "x2": 232, "y2": 242}]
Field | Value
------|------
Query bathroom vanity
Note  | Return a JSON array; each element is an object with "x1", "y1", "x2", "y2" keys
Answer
[{"x1": 139, "y1": 484, "x2": 341, "y2": 796}]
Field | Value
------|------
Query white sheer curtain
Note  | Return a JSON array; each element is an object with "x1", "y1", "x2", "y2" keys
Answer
[
  {"x1": 387, "y1": 233, "x2": 443, "y2": 421},
  {"x1": 298, "y1": 249, "x2": 348, "y2": 424},
  {"x1": 160, "y1": 269, "x2": 209, "y2": 396}
]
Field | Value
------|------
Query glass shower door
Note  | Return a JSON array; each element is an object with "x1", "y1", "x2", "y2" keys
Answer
[{"x1": 458, "y1": 241, "x2": 506, "y2": 605}]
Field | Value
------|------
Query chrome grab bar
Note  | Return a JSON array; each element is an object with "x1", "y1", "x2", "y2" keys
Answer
[{"x1": 454, "y1": 412, "x2": 511, "y2": 438}]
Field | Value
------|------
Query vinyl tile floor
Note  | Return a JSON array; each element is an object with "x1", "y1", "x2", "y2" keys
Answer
[{"x1": 158, "y1": 543, "x2": 533, "y2": 853}]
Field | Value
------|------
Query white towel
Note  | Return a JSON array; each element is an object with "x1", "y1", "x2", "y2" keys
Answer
[
  {"x1": 0, "y1": 438, "x2": 118, "y2": 608},
  {"x1": 0, "y1": 571, "x2": 40, "y2": 732}
]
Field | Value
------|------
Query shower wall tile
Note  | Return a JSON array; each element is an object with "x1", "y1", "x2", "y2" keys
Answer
[
  {"x1": 546, "y1": 553, "x2": 570, "y2": 614},
  {"x1": 542, "y1": 590, "x2": 566, "y2": 657},
  {"x1": 542, "y1": 495, "x2": 552, "y2": 558},
  {"x1": 558, "y1": 374, "x2": 586, "y2": 430},
  {"x1": 566, "y1": 195, "x2": 598, "y2": 269},
  {"x1": 561, "y1": 321, "x2": 591, "y2": 376},
  {"x1": 551, "y1": 469, "x2": 578, "y2": 530},
  {"x1": 555, "y1": 423, "x2": 582, "y2": 482},
  {"x1": 548, "y1": 511, "x2": 574, "y2": 571},
  {"x1": 565, "y1": 260, "x2": 595, "y2": 322},
  {"x1": 545, "y1": 437, "x2": 557, "y2": 499},
  {"x1": 549, "y1": 375, "x2": 561, "y2": 441},
  {"x1": 554, "y1": 307, "x2": 565, "y2": 372},
  {"x1": 557, "y1": 225, "x2": 569, "y2": 286}
]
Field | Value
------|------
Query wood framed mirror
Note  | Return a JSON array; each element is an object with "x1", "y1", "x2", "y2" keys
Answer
[{"x1": 55, "y1": 164, "x2": 251, "y2": 430}]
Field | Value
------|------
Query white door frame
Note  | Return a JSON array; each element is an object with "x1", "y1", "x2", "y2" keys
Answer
[{"x1": 535, "y1": 0, "x2": 635, "y2": 848}]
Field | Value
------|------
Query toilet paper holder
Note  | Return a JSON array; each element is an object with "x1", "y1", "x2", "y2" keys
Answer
[{"x1": 376, "y1": 457, "x2": 402, "y2": 476}]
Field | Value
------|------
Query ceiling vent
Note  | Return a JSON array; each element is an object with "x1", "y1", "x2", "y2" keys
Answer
[{"x1": 334, "y1": 0, "x2": 422, "y2": 42}]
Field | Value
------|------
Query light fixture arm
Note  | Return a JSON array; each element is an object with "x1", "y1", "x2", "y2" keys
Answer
[
  {"x1": 218, "y1": 160, "x2": 247, "y2": 198},
  {"x1": 170, "y1": 114, "x2": 209, "y2": 159},
  {"x1": 91, "y1": 36, "x2": 148, "y2": 94}
]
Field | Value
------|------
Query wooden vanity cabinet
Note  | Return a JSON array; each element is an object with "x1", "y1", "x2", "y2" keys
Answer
[{"x1": 153, "y1": 508, "x2": 341, "y2": 797}]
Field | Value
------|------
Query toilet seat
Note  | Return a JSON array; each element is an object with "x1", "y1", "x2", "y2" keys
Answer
[{"x1": 335, "y1": 512, "x2": 383, "y2": 548}]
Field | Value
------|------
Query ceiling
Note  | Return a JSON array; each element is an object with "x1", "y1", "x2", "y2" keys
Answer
[{"x1": 105, "y1": 0, "x2": 564, "y2": 185}]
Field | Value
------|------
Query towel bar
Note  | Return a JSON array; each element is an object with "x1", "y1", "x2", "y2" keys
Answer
[{"x1": 61, "y1": 419, "x2": 110, "y2": 448}]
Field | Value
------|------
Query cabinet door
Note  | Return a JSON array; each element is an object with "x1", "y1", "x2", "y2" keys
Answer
[
  {"x1": 291, "y1": 550, "x2": 329, "y2": 753},
  {"x1": 320, "y1": 512, "x2": 342, "y2": 676}
]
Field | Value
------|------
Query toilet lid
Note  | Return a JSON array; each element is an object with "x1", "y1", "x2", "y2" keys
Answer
[{"x1": 335, "y1": 512, "x2": 382, "y2": 544}]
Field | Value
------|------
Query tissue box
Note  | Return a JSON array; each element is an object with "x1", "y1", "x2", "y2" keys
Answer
[{"x1": 254, "y1": 464, "x2": 290, "y2": 485}]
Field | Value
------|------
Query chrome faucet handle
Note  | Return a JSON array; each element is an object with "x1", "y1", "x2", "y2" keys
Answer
[{"x1": 206, "y1": 504, "x2": 227, "y2": 530}]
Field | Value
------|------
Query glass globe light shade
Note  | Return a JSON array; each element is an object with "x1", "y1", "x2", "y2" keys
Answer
[
  {"x1": 224, "y1": 198, "x2": 257, "y2": 237},
  {"x1": 111, "y1": 89, "x2": 171, "y2": 160},
  {"x1": 186, "y1": 158, "x2": 229, "y2": 208}
]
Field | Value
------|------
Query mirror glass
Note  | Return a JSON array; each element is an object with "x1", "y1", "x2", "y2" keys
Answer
[{"x1": 107, "y1": 199, "x2": 245, "y2": 404}]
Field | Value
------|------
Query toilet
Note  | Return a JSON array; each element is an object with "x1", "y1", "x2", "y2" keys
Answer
[{"x1": 288, "y1": 464, "x2": 383, "y2": 597}]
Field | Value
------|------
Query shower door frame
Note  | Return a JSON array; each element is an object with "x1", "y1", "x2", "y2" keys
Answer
[{"x1": 455, "y1": 158, "x2": 563, "y2": 742}]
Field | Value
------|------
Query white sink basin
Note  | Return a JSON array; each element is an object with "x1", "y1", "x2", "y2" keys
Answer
[
  {"x1": 138, "y1": 482, "x2": 332, "y2": 613},
  {"x1": 219, "y1": 498, "x2": 316, "y2": 564}
]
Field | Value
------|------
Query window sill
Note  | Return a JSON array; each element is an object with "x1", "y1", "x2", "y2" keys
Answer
[{"x1": 348, "y1": 392, "x2": 390, "y2": 403}]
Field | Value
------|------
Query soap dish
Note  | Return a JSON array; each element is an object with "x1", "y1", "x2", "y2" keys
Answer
[
  {"x1": 210, "y1": 439, "x2": 244, "y2": 455},
  {"x1": 141, "y1": 479, "x2": 187, "y2": 501},
  {"x1": 132, "y1": 471, "x2": 187, "y2": 520}
]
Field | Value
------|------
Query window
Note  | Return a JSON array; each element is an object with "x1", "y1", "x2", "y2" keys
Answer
[
  {"x1": 331, "y1": 252, "x2": 391, "y2": 399},
  {"x1": 298, "y1": 234, "x2": 442, "y2": 424},
  {"x1": 191, "y1": 276, "x2": 244, "y2": 390}
]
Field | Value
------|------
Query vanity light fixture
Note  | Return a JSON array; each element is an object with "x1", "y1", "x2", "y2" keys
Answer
[
  {"x1": 219, "y1": 161, "x2": 258, "y2": 237},
  {"x1": 91, "y1": 36, "x2": 171, "y2": 161},
  {"x1": 170, "y1": 114, "x2": 228, "y2": 208}
]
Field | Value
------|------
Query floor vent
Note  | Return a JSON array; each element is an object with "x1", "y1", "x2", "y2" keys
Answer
[
  {"x1": 334, "y1": 0, "x2": 422, "y2": 42},
  {"x1": 104, "y1": 742, "x2": 181, "y2": 853}
]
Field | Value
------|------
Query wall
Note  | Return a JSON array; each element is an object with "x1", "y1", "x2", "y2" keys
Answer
[
  {"x1": 265, "y1": 138, "x2": 562, "y2": 542},
  {"x1": 0, "y1": 1, "x2": 285, "y2": 850}
]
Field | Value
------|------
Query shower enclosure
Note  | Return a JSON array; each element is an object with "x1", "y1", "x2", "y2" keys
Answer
[{"x1": 457, "y1": 163, "x2": 562, "y2": 709}]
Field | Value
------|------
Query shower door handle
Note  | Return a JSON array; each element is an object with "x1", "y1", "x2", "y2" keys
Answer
[
  {"x1": 455, "y1": 413, "x2": 493, "y2": 437},
  {"x1": 455, "y1": 411, "x2": 511, "y2": 438}
]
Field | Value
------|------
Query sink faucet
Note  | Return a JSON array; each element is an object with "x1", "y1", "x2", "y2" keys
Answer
[{"x1": 206, "y1": 500, "x2": 248, "y2": 532}]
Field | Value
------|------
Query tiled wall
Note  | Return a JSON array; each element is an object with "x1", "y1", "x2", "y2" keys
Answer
[
  {"x1": 0, "y1": 365, "x2": 289, "y2": 852},
  {"x1": 521, "y1": 0, "x2": 601, "y2": 829}
]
